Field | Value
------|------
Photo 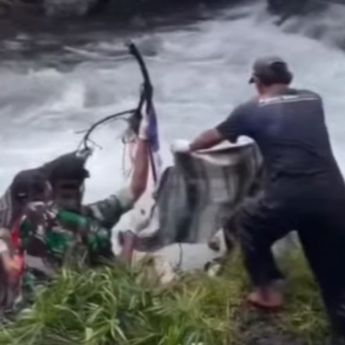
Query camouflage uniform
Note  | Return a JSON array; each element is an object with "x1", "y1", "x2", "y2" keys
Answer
[
  {"x1": 0, "y1": 154, "x2": 136, "y2": 309},
  {"x1": 1, "y1": 187, "x2": 134, "y2": 283},
  {"x1": 83, "y1": 188, "x2": 134, "y2": 229}
]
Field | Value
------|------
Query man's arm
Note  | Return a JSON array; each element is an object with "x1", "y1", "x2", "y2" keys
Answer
[
  {"x1": 172, "y1": 104, "x2": 249, "y2": 154},
  {"x1": 84, "y1": 121, "x2": 150, "y2": 264},
  {"x1": 130, "y1": 138, "x2": 149, "y2": 202},
  {"x1": 188, "y1": 104, "x2": 249, "y2": 152},
  {"x1": 119, "y1": 134, "x2": 150, "y2": 264},
  {"x1": 0, "y1": 232, "x2": 23, "y2": 282},
  {"x1": 189, "y1": 128, "x2": 225, "y2": 152},
  {"x1": 84, "y1": 118, "x2": 150, "y2": 228}
]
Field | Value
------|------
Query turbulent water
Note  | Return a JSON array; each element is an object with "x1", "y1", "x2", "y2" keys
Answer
[{"x1": 1, "y1": 0, "x2": 345, "y2": 204}]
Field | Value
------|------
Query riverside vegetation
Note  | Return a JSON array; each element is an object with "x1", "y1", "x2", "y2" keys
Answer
[{"x1": 0, "y1": 247, "x2": 329, "y2": 345}]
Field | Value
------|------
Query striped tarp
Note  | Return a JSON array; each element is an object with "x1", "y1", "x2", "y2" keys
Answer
[
  {"x1": 0, "y1": 188, "x2": 12, "y2": 230},
  {"x1": 135, "y1": 141, "x2": 264, "y2": 250}
]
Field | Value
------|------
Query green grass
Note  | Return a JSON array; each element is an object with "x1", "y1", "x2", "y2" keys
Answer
[
  {"x1": 278, "y1": 250, "x2": 330, "y2": 343},
  {"x1": 0, "y1": 249, "x2": 330, "y2": 345}
]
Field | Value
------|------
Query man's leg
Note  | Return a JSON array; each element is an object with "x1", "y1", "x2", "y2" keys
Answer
[
  {"x1": 230, "y1": 195, "x2": 291, "y2": 308},
  {"x1": 298, "y1": 214, "x2": 345, "y2": 338}
]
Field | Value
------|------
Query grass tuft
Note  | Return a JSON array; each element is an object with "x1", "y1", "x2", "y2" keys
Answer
[
  {"x1": 278, "y1": 249, "x2": 330, "y2": 344},
  {"x1": 0, "y1": 248, "x2": 330, "y2": 345}
]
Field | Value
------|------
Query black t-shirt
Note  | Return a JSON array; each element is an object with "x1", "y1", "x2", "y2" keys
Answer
[{"x1": 216, "y1": 88, "x2": 342, "y2": 184}]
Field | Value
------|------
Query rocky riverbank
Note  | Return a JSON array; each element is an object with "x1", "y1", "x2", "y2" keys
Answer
[
  {"x1": 0, "y1": 249, "x2": 331, "y2": 345},
  {"x1": 0, "y1": 0, "x2": 242, "y2": 18}
]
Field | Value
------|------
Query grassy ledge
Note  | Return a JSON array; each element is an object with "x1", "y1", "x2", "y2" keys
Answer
[{"x1": 0, "y1": 249, "x2": 330, "y2": 345}]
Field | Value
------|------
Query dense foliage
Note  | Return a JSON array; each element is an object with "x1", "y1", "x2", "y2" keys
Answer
[{"x1": 0, "y1": 249, "x2": 329, "y2": 345}]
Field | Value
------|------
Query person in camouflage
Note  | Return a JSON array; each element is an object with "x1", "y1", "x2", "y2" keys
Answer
[{"x1": 0, "y1": 116, "x2": 150, "y2": 306}]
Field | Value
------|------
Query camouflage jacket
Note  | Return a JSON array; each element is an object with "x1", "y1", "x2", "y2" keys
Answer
[
  {"x1": 83, "y1": 188, "x2": 134, "y2": 229},
  {"x1": 0, "y1": 188, "x2": 134, "y2": 275}
]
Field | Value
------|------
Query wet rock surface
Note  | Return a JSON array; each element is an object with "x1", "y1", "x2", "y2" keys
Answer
[
  {"x1": 267, "y1": 0, "x2": 324, "y2": 15},
  {"x1": 238, "y1": 309, "x2": 309, "y2": 345},
  {"x1": 0, "y1": 0, "x2": 241, "y2": 18}
]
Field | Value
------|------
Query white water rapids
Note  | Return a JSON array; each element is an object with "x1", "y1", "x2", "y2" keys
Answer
[{"x1": 1, "y1": 0, "x2": 345, "y2": 206}]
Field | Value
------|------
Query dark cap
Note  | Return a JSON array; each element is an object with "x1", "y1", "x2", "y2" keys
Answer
[
  {"x1": 249, "y1": 56, "x2": 292, "y2": 84},
  {"x1": 42, "y1": 151, "x2": 90, "y2": 186},
  {"x1": 11, "y1": 169, "x2": 48, "y2": 200}
]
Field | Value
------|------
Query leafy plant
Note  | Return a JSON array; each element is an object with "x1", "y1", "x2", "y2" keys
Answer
[{"x1": 0, "y1": 249, "x2": 330, "y2": 345}]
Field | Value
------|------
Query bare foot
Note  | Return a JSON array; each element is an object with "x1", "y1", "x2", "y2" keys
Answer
[{"x1": 247, "y1": 286, "x2": 284, "y2": 311}]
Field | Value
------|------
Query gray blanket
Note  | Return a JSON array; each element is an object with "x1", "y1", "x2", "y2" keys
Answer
[{"x1": 135, "y1": 142, "x2": 264, "y2": 250}]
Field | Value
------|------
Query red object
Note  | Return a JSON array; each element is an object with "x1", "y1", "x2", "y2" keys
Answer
[
  {"x1": 10, "y1": 217, "x2": 26, "y2": 278},
  {"x1": 11, "y1": 218, "x2": 23, "y2": 252}
]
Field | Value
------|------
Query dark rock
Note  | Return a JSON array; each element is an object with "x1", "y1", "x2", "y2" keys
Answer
[
  {"x1": 0, "y1": 0, "x2": 241, "y2": 18},
  {"x1": 102, "y1": 0, "x2": 241, "y2": 19},
  {"x1": 267, "y1": 0, "x2": 326, "y2": 18},
  {"x1": 43, "y1": 0, "x2": 97, "y2": 17},
  {"x1": 238, "y1": 309, "x2": 308, "y2": 345}
]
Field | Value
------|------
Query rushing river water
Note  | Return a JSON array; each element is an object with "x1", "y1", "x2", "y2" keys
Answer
[{"x1": 1, "y1": 0, "x2": 345, "y2": 204}]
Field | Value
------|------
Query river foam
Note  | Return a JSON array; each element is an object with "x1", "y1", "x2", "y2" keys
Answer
[{"x1": 1, "y1": 1, "x2": 345, "y2": 203}]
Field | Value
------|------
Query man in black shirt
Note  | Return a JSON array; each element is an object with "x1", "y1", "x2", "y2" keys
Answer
[{"x1": 172, "y1": 56, "x2": 345, "y2": 336}]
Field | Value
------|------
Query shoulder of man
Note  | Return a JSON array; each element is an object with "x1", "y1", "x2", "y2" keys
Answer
[
  {"x1": 293, "y1": 88, "x2": 322, "y2": 99},
  {"x1": 238, "y1": 97, "x2": 259, "y2": 109},
  {"x1": 215, "y1": 97, "x2": 258, "y2": 141},
  {"x1": 228, "y1": 97, "x2": 259, "y2": 117},
  {"x1": 258, "y1": 89, "x2": 322, "y2": 107}
]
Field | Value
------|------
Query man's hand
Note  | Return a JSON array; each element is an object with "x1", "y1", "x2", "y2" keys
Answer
[
  {"x1": 138, "y1": 114, "x2": 149, "y2": 141},
  {"x1": 171, "y1": 139, "x2": 191, "y2": 153},
  {"x1": 130, "y1": 115, "x2": 150, "y2": 202}
]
